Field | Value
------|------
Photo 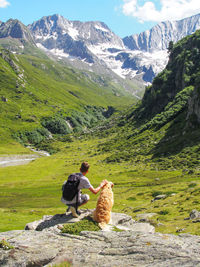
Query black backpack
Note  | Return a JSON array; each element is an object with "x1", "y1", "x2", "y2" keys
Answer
[{"x1": 62, "y1": 173, "x2": 81, "y2": 201}]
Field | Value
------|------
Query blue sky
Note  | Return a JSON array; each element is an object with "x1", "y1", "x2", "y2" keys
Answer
[{"x1": 0, "y1": 0, "x2": 200, "y2": 37}]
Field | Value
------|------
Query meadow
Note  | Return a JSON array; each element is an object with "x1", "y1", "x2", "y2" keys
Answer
[{"x1": 1, "y1": 135, "x2": 200, "y2": 236}]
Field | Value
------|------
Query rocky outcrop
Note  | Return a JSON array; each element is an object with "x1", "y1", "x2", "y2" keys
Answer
[
  {"x1": 187, "y1": 87, "x2": 200, "y2": 126},
  {"x1": 1, "y1": 210, "x2": 200, "y2": 266}
]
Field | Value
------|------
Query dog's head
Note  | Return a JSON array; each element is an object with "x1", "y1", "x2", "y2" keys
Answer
[{"x1": 103, "y1": 180, "x2": 114, "y2": 189}]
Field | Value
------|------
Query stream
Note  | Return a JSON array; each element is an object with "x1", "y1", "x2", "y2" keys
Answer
[{"x1": 0, "y1": 149, "x2": 50, "y2": 167}]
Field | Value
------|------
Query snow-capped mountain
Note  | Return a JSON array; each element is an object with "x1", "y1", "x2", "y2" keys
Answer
[
  {"x1": 28, "y1": 14, "x2": 124, "y2": 63},
  {"x1": 28, "y1": 13, "x2": 200, "y2": 85},
  {"x1": 1, "y1": 13, "x2": 200, "y2": 92}
]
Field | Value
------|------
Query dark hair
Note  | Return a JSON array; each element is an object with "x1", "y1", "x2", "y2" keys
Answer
[{"x1": 80, "y1": 162, "x2": 90, "y2": 173}]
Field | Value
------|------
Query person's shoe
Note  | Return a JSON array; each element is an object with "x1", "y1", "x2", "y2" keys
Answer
[
  {"x1": 66, "y1": 206, "x2": 70, "y2": 212},
  {"x1": 70, "y1": 207, "x2": 79, "y2": 218}
]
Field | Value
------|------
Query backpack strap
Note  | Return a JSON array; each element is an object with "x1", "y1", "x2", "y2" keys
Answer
[{"x1": 75, "y1": 173, "x2": 82, "y2": 212}]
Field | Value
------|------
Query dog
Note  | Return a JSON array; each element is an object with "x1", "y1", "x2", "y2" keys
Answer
[{"x1": 93, "y1": 180, "x2": 114, "y2": 229}]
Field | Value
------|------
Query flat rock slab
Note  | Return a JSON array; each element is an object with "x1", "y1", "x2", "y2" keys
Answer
[
  {"x1": 1, "y1": 211, "x2": 200, "y2": 266},
  {"x1": 25, "y1": 210, "x2": 155, "y2": 233},
  {"x1": 1, "y1": 229, "x2": 200, "y2": 266}
]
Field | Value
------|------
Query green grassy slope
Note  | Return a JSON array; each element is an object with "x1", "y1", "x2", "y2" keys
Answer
[
  {"x1": 1, "y1": 136, "x2": 200, "y2": 236},
  {"x1": 0, "y1": 48, "x2": 135, "y2": 153}
]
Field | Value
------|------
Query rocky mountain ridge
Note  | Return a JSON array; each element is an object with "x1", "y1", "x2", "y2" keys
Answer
[
  {"x1": 123, "y1": 13, "x2": 200, "y2": 52},
  {"x1": 1, "y1": 13, "x2": 200, "y2": 87}
]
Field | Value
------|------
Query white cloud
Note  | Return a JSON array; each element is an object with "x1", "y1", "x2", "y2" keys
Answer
[
  {"x1": 0, "y1": 0, "x2": 10, "y2": 8},
  {"x1": 122, "y1": 0, "x2": 200, "y2": 22}
]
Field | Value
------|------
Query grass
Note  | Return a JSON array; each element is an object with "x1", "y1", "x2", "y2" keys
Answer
[
  {"x1": 0, "y1": 48, "x2": 136, "y2": 148},
  {"x1": 1, "y1": 135, "x2": 200, "y2": 236},
  {"x1": 0, "y1": 239, "x2": 14, "y2": 250},
  {"x1": 61, "y1": 217, "x2": 100, "y2": 235}
]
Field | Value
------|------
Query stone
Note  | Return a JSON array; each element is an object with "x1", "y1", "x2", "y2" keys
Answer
[
  {"x1": 1, "y1": 96, "x2": 8, "y2": 102},
  {"x1": 1, "y1": 210, "x2": 200, "y2": 266},
  {"x1": 189, "y1": 209, "x2": 200, "y2": 220},
  {"x1": 136, "y1": 213, "x2": 157, "y2": 222},
  {"x1": 25, "y1": 210, "x2": 155, "y2": 233},
  {"x1": 152, "y1": 194, "x2": 167, "y2": 202},
  {"x1": 1, "y1": 229, "x2": 200, "y2": 266}
]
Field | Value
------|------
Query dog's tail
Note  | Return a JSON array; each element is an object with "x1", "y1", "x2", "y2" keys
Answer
[{"x1": 98, "y1": 222, "x2": 107, "y2": 230}]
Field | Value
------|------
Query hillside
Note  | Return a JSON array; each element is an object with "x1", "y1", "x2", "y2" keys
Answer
[
  {"x1": 94, "y1": 29, "x2": 200, "y2": 171},
  {"x1": 0, "y1": 48, "x2": 135, "y2": 154},
  {"x1": 1, "y1": 30, "x2": 200, "y2": 239}
]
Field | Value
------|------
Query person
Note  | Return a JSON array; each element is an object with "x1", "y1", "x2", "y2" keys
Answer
[{"x1": 61, "y1": 161, "x2": 108, "y2": 217}]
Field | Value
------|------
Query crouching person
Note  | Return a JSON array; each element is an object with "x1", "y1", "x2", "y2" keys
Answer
[{"x1": 61, "y1": 161, "x2": 107, "y2": 217}]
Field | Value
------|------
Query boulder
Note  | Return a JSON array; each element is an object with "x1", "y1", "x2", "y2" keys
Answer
[
  {"x1": 189, "y1": 209, "x2": 200, "y2": 220},
  {"x1": 136, "y1": 213, "x2": 157, "y2": 222},
  {"x1": 152, "y1": 194, "x2": 167, "y2": 202},
  {"x1": 25, "y1": 209, "x2": 155, "y2": 233}
]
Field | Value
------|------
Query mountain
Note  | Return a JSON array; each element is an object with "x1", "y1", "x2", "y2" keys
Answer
[
  {"x1": 96, "y1": 29, "x2": 200, "y2": 170},
  {"x1": 1, "y1": 13, "x2": 200, "y2": 95},
  {"x1": 27, "y1": 13, "x2": 200, "y2": 86},
  {"x1": 28, "y1": 14, "x2": 143, "y2": 96},
  {"x1": 122, "y1": 13, "x2": 200, "y2": 82},
  {"x1": 123, "y1": 13, "x2": 200, "y2": 52},
  {"x1": 0, "y1": 19, "x2": 34, "y2": 42},
  {"x1": 28, "y1": 14, "x2": 161, "y2": 86}
]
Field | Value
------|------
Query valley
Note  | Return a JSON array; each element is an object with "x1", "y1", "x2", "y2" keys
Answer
[
  {"x1": 1, "y1": 135, "x2": 200, "y2": 236},
  {"x1": 1, "y1": 12, "x2": 200, "y2": 240}
]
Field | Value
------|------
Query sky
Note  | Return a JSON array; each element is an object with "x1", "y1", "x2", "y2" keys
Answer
[{"x1": 0, "y1": 0, "x2": 200, "y2": 37}]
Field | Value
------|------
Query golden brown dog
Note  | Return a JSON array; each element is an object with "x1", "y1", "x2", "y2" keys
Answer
[{"x1": 93, "y1": 180, "x2": 114, "y2": 229}]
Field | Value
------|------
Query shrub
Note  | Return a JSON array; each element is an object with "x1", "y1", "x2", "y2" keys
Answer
[
  {"x1": 188, "y1": 183, "x2": 197, "y2": 188},
  {"x1": 158, "y1": 210, "x2": 169, "y2": 215},
  {"x1": 13, "y1": 128, "x2": 50, "y2": 146},
  {"x1": 42, "y1": 117, "x2": 71, "y2": 134},
  {"x1": 152, "y1": 191, "x2": 163, "y2": 198},
  {"x1": 0, "y1": 239, "x2": 14, "y2": 250}
]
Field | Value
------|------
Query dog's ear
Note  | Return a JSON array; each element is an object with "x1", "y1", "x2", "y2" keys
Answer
[{"x1": 110, "y1": 182, "x2": 114, "y2": 188}]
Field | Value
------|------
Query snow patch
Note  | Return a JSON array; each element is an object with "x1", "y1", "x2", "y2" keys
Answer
[
  {"x1": 50, "y1": 48, "x2": 70, "y2": 58},
  {"x1": 95, "y1": 24, "x2": 109, "y2": 33},
  {"x1": 67, "y1": 26, "x2": 79, "y2": 40},
  {"x1": 35, "y1": 33, "x2": 57, "y2": 41}
]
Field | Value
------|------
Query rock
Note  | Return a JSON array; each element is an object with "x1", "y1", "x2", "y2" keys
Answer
[
  {"x1": 1, "y1": 96, "x2": 8, "y2": 102},
  {"x1": 184, "y1": 209, "x2": 200, "y2": 221},
  {"x1": 25, "y1": 209, "x2": 93, "y2": 231},
  {"x1": 152, "y1": 194, "x2": 167, "y2": 202},
  {"x1": 25, "y1": 210, "x2": 155, "y2": 233},
  {"x1": 1, "y1": 229, "x2": 200, "y2": 266},
  {"x1": 136, "y1": 213, "x2": 157, "y2": 222},
  {"x1": 189, "y1": 209, "x2": 200, "y2": 219},
  {"x1": 1, "y1": 210, "x2": 200, "y2": 266}
]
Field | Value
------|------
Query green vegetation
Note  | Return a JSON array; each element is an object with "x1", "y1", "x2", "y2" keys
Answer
[
  {"x1": 0, "y1": 48, "x2": 135, "y2": 153},
  {"x1": 0, "y1": 239, "x2": 14, "y2": 250},
  {"x1": 50, "y1": 262, "x2": 71, "y2": 267},
  {"x1": 62, "y1": 217, "x2": 100, "y2": 235},
  {"x1": 1, "y1": 135, "x2": 200, "y2": 236}
]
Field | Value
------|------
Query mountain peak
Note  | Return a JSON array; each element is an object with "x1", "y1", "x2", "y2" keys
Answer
[
  {"x1": 123, "y1": 13, "x2": 200, "y2": 52},
  {"x1": 0, "y1": 19, "x2": 34, "y2": 42}
]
